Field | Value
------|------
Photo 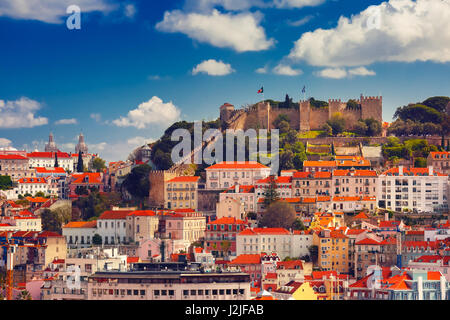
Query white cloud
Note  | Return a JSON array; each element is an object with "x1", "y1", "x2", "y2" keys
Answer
[
  {"x1": 315, "y1": 66, "x2": 376, "y2": 79},
  {"x1": 315, "y1": 68, "x2": 348, "y2": 79},
  {"x1": 255, "y1": 66, "x2": 269, "y2": 74},
  {"x1": 287, "y1": 15, "x2": 314, "y2": 27},
  {"x1": 60, "y1": 142, "x2": 76, "y2": 151},
  {"x1": 273, "y1": 0, "x2": 325, "y2": 9},
  {"x1": 348, "y1": 67, "x2": 376, "y2": 77},
  {"x1": 113, "y1": 96, "x2": 181, "y2": 129},
  {"x1": 127, "y1": 136, "x2": 155, "y2": 147},
  {"x1": 0, "y1": 0, "x2": 115, "y2": 24},
  {"x1": 90, "y1": 142, "x2": 108, "y2": 152},
  {"x1": 192, "y1": 59, "x2": 235, "y2": 76},
  {"x1": 55, "y1": 118, "x2": 78, "y2": 125},
  {"x1": 156, "y1": 9, "x2": 274, "y2": 52},
  {"x1": 0, "y1": 97, "x2": 48, "y2": 128},
  {"x1": 90, "y1": 113, "x2": 102, "y2": 122},
  {"x1": 124, "y1": 3, "x2": 136, "y2": 19},
  {"x1": 288, "y1": 0, "x2": 450, "y2": 67},
  {"x1": 185, "y1": 0, "x2": 324, "y2": 11},
  {"x1": 0, "y1": 138, "x2": 12, "y2": 148},
  {"x1": 273, "y1": 64, "x2": 303, "y2": 76}
]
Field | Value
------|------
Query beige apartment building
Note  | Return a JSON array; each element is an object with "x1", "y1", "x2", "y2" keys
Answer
[
  {"x1": 126, "y1": 210, "x2": 160, "y2": 243},
  {"x1": 0, "y1": 154, "x2": 35, "y2": 181},
  {"x1": 427, "y1": 152, "x2": 450, "y2": 175},
  {"x1": 292, "y1": 171, "x2": 332, "y2": 197},
  {"x1": 332, "y1": 170, "x2": 378, "y2": 197},
  {"x1": 165, "y1": 176, "x2": 200, "y2": 210}
]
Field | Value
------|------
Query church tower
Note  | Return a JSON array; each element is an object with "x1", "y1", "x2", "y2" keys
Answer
[
  {"x1": 75, "y1": 133, "x2": 88, "y2": 154},
  {"x1": 45, "y1": 132, "x2": 59, "y2": 152}
]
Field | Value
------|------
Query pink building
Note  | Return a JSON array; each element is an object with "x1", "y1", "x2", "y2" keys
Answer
[
  {"x1": 229, "y1": 254, "x2": 262, "y2": 287},
  {"x1": 205, "y1": 217, "x2": 248, "y2": 258}
]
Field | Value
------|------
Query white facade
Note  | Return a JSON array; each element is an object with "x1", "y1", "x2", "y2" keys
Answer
[
  {"x1": 378, "y1": 166, "x2": 448, "y2": 213},
  {"x1": 17, "y1": 178, "x2": 50, "y2": 196},
  {"x1": 63, "y1": 226, "x2": 98, "y2": 248},
  {"x1": 28, "y1": 153, "x2": 74, "y2": 172},
  {"x1": 236, "y1": 229, "x2": 313, "y2": 260},
  {"x1": 97, "y1": 218, "x2": 128, "y2": 245},
  {"x1": 206, "y1": 162, "x2": 271, "y2": 190}
]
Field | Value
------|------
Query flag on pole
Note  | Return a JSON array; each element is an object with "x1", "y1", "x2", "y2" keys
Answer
[
  {"x1": 257, "y1": 86, "x2": 264, "y2": 94},
  {"x1": 302, "y1": 86, "x2": 306, "y2": 93}
]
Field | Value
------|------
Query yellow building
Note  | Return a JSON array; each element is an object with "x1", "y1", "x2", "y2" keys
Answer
[
  {"x1": 292, "y1": 282, "x2": 319, "y2": 300},
  {"x1": 165, "y1": 176, "x2": 200, "y2": 210},
  {"x1": 310, "y1": 212, "x2": 345, "y2": 230},
  {"x1": 313, "y1": 229, "x2": 350, "y2": 274}
]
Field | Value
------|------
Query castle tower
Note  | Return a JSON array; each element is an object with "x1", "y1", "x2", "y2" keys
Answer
[
  {"x1": 45, "y1": 132, "x2": 59, "y2": 152},
  {"x1": 220, "y1": 103, "x2": 235, "y2": 127},
  {"x1": 75, "y1": 133, "x2": 88, "y2": 154},
  {"x1": 299, "y1": 100, "x2": 311, "y2": 132},
  {"x1": 360, "y1": 95, "x2": 383, "y2": 123}
]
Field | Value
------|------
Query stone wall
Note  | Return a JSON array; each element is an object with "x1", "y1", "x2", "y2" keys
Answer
[
  {"x1": 309, "y1": 108, "x2": 329, "y2": 130},
  {"x1": 148, "y1": 170, "x2": 177, "y2": 208}
]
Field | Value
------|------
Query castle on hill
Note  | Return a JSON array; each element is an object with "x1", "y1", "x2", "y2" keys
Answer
[{"x1": 220, "y1": 95, "x2": 383, "y2": 134}]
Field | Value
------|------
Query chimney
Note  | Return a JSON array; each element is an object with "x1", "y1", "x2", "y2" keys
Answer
[
  {"x1": 418, "y1": 276, "x2": 423, "y2": 300},
  {"x1": 399, "y1": 166, "x2": 403, "y2": 176},
  {"x1": 385, "y1": 211, "x2": 389, "y2": 222},
  {"x1": 235, "y1": 184, "x2": 239, "y2": 193},
  {"x1": 428, "y1": 166, "x2": 433, "y2": 176}
]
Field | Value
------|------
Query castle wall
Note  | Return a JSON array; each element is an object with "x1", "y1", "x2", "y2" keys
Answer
[
  {"x1": 341, "y1": 109, "x2": 362, "y2": 130},
  {"x1": 148, "y1": 170, "x2": 177, "y2": 208},
  {"x1": 269, "y1": 108, "x2": 300, "y2": 130},
  {"x1": 309, "y1": 108, "x2": 329, "y2": 131},
  {"x1": 361, "y1": 96, "x2": 383, "y2": 122},
  {"x1": 299, "y1": 101, "x2": 311, "y2": 132}
]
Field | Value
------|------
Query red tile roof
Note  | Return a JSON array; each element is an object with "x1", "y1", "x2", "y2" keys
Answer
[
  {"x1": 35, "y1": 167, "x2": 66, "y2": 174},
  {"x1": 209, "y1": 217, "x2": 246, "y2": 225},
  {"x1": 354, "y1": 212, "x2": 370, "y2": 219},
  {"x1": 304, "y1": 161, "x2": 336, "y2": 167},
  {"x1": 256, "y1": 176, "x2": 292, "y2": 184},
  {"x1": 355, "y1": 238, "x2": 382, "y2": 245},
  {"x1": 98, "y1": 210, "x2": 134, "y2": 220},
  {"x1": 206, "y1": 161, "x2": 269, "y2": 170},
  {"x1": 230, "y1": 254, "x2": 261, "y2": 265},
  {"x1": 382, "y1": 167, "x2": 447, "y2": 177},
  {"x1": 277, "y1": 260, "x2": 303, "y2": 270},
  {"x1": 0, "y1": 154, "x2": 28, "y2": 160},
  {"x1": 333, "y1": 169, "x2": 377, "y2": 177},
  {"x1": 127, "y1": 210, "x2": 156, "y2": 217},
  {"x1": 167, "y1": 176, "x2": 200, "y2": 183},
  {"x1": 239, "y1": 228, "x2": 290, "y2": 236},
  {"x1": 27, "y1": 152, "x2": 70, "y2": 158},
  {"x1": 71, "y1": 172, "x2": 102, "y2": 184},
  {"x1": 19, "y1": 178, "x2": 47, "y2": 184}
]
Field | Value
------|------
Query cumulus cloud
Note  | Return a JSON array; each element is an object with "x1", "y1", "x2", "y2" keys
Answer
[
  {"x1": 113, "y1": 96, "x2": 181, "y2": 129},
  {"x1": 315, "y1": 68, "x2": 348, "y2": 79},
  {"x1": 315, "y1": 66, "x2": 376, "y2": 79},
  {"x1": 127, "y1": 136, "x2": 155, "y2": 147},
  {"x1": 348, "y1": 67, "x2": 376, "y2": 77},
  {"x1": 0, "y1": 138, "x2": 12, "y2": 148},
  {"x1": 0, "y1": 97, "x2": 48, "y2": 128},
  {"x1": 0, "y1": 0, "x2": 115, "y2": 23},
  {"x1": 184, "y1": 0, "x2": 324, "y2": 11},
  {"x1": 55, "y1": 118, "x2": 78, "y2": 125},
  {"x1": 255, "y1": 66, "x2": 269, "y2": 74},
  {"x1": 90, "y1": 113, "x2": 102, "y2": 122},
  {"x1": 124, "y1": 3, "x2": 136, "y2": 18},
  {"x1": 192, "y1": 59, "x2": 235, "y2": 76},
  {"x1": 288, "y1": 0, "x2": 450, "y2": 67},
  {"x1": 156, "y1": 9, "x2": 274, "y2": 52},
  {"x1": 273, "y1": 64, "x2": 303, "y2": 76}
]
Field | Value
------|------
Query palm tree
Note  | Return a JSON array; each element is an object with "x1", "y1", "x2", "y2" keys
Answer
[{"x1": 16, "y1": 290, "x2": 32, "y2": 300}]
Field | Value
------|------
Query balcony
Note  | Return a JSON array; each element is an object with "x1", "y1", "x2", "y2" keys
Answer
[{"x1": 209, "y1": 176, "x2": 219, "y2": 180}]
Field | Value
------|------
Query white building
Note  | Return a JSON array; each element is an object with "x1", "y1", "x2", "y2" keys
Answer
[
  {"x1": 205, "y1": 161, "x2": 271, "y2": 190},
  {"x1": 219, "y1": 185, "x2": 255, "y2": 214},
  {"x1": 378, "y1": 166, "x2": 448, "y2": 213},
  {"x1": 27, "y1": 152, "x2": 74, "y2": 172},
  {"x1": 236, "y1": 228, "x2": 313, "y2": 260},
  {"x1": 17, "y1": 177, "x2": 50, "y2": 196},
  {"x1": 63, "y1": 220, "x2": 98, "y2": 248},
  {"x1": 254, "y1": 176, "x2": 292, "y2": 205},
  {"x1": 97, "y1": 209, "x2": 134, "y2": 245}
]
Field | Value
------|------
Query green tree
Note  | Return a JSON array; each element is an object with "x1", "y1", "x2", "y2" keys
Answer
[
  {"x1": 15, "y1": 290, "x2": 32, "y2": 300},
  {"x1": 279, "y1": 150, "x2": 295, "y2": 171},
  {"x1": 321, "y1": 123, "x2": 333, "y2": 137},
  {"x1": 422, "y1": 96, "x2": 450, "y2": 113},
  {"x1": 414, "y1": 157, "x2": 427, "y2": 168},
  {"x1": 278, "y1": 121, "x2": 291, "y2": 134},
  {"x1": 273, "y1": 114, "x2": 290, "y2": 128},
  {"x1": 292, "y1": 218, "x2": 306, "y2": 231},
  {"x1": 34, "y1": 191, "x2": 46, "y2": 198},
  {"x1": 353, "y1": 120, "x2": 368, "y2": 136},
  {"x1": 365, "y1": 118, "x2": 382, "y2": 136},
  {"x1": 260, "y1": 201, "x2": 296, "y2": 229},
  {"x1": 54, "y1": 153, "x2": 59, "y2": 168},
  {"x1": 41, "y1": 206, "x2": 71, "y2": 233},
  {"x1": 327, "y1": 112, "x2": 346, "y2": 136},
  {"x1": 92, "y1": 233, "x2": 102, "y2": 245},
  {"x1": 263, "y1": 175, "x2": 280, "y2": 206},
  {"x1": 308, "y1": 245, "x2": 319, "y2": 265},
  {"x1": 77, "y1": 152, "x2": 84, "y2": 173},
  {"x1": 0, "y1": 175, "x2": 12, "y2": 190},
  {"x1": 92, "y1": 157, "x2": 106, "y2": 173},
  {"x1": 122, "y1": 164, "x2": 151, "y2": 207}
]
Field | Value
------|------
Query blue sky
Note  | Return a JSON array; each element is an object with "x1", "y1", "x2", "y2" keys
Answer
[{"x1": 0, "y1": 0, "x2": 449, "y2": 162}]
